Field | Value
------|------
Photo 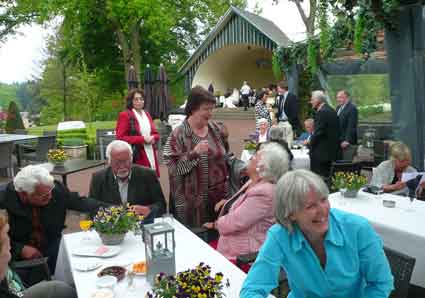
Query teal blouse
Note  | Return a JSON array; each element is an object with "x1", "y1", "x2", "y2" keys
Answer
[{"x1": 240, "y1": 209, "x2": 393, "y2": 298}]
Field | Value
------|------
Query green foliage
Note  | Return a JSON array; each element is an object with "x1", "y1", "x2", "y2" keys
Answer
[
  {"x1": 272, "y1": 51, "x2": 283, "y2": 81},
  {"x1": 57, "y1": 128, "x2": 89, "y2": 146},
  {"x1": 354, "y1": 11, "x2": 366, "y2": 53},
  {"x1": 318, "y1": 1, "x2": 332, "y2": 58},
  {"x1": 5, "y1": 101, "x2": 25, "y2": 133},
  {"x1": 0, "y1": 83, "x2": 18, "y2": 109},
  {"x1": 307, "y1": 39, "x2": 319, "y2": 74}
]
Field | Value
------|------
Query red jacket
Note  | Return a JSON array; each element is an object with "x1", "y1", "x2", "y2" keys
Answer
[{"x1": 116, "y1": 109, "x2": 160, "y2": 176}]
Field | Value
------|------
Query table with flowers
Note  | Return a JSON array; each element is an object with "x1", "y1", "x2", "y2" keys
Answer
[
  {"x1": 329, "y1": 190, "x2": 425, "y2": 287},
  {"x1": 55, "y1": 218, "x2": 271, "y2": 298}
]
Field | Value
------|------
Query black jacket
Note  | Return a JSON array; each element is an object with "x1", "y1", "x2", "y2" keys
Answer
[
  {"x1": 1, "y1": 181, "x2": 105, "y2": 267},
  {"x1": 89, "y1": 165, "x2": 166, "y2": 222},
  {"x1": 336, "y1": 101, "x2": 358, "y2": 145},
  {"x1": 310, "y1": 104, "x2": 341, "y2": 163},
  {"x1": 275, "y1": 92, "x2": 300, "y2": 132}
]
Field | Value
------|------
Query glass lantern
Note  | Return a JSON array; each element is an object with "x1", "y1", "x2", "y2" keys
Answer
[
  {"x1": 363, "y1": 128, "x2": 376, "y2": 149},
  {"x1": 143, "y1": 222, "x2": 176, "y2": 284}
]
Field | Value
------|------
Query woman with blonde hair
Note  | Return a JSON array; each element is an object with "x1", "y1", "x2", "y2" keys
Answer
[{"x1": 371, "y1": 141, "x2": 416, "y2": 195}]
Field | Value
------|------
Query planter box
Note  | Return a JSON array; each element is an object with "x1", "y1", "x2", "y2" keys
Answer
[{"x1": 62, "y1": 145, "x2": 88, "y2": 160}]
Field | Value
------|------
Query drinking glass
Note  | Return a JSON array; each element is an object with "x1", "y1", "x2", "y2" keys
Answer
[
  {"x1": 79, "y1": 215, "x2": 93, "y2": 241},
  {"x1": 407, "y1": 193, "x2": 416, "y2": 212},
  {"x1": 339, "y1": 188, "x2": 347, "y2": 206}
]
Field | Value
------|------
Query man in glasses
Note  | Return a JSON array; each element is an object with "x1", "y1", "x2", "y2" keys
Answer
[
  {"x1": 1, "y1": 164, "x2": 106, "y2": 285},
  {"x1": 89, "y1": 140, "x2": 166, "y2": 223}
]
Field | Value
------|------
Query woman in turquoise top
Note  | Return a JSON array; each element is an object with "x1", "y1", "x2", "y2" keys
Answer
[{"x1": 240, "y1": 169, "x2": 393, "y2": 298}]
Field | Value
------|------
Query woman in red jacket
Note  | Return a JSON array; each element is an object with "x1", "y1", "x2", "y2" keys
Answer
[{"x1": 116, "y1": 89, "x2": 160, "y2": 176}]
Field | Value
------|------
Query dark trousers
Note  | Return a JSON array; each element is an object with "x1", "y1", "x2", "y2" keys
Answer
[
  {"x1": 241, "y1": 94, "x2": 249, "y2": 110},
  {"x1": 310, "y1": 159, "x2": 332, "y2": 180}
]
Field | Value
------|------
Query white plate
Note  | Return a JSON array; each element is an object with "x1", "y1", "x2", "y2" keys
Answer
[
  {"x1": 73, "y1": 260, "x2": 102, "y2": 272},
  {"x1": 72, "y1": 246, "x2": 121, "y2": 258}
]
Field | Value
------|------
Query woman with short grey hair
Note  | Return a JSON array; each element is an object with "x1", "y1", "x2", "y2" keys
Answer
[
  {"x1": 203, "y1": 142, "x2": 289, "y2": 261},
  {"x1": 241, "y1": 169, "x2": 393, "y2": 298}
]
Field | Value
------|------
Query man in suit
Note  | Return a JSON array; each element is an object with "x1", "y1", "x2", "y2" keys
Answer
[
  {"x1": 308, "y1": 90, "x2": 341, "y2": 178},
  {"x1": 89, "y1": 140, "x2": 166, "y2": 223},
  {"x1": 275, "y1": 81, "x2": 300, "y2": 145},
  {"x1": 336, "y1": 90, "x2": 358, "y2": 160},
  {"x1": 1, "y1": 165, "x2": 105, "y2": 283}
]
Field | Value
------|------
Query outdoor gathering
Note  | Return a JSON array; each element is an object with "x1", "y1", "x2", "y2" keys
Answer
[{"x1": 0, "y1": 0, "x2": 424, "y2": 297}]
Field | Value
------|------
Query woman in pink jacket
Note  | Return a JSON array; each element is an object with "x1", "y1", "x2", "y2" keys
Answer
[{"x1": 204, "y1": 142, "x2": 290, "y2": 260}]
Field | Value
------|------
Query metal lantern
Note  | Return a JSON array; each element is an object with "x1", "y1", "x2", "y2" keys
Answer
[
  {"x1": 363, "y1": 128, "x2": 376, "y2": 149},
  {"x1": 143, "y1": 222, "x2": 176, "y2": 284}
]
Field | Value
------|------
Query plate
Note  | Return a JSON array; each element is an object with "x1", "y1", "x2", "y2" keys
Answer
[
  {"x1": 72, "y1": 246, "x2": 121, "y2": 258},
  {"x1": 91, "y1": 289, "x2": 114, "y2": 298},
  {"x1": 73, "y1": 260, "x2": 102, "y2": 272},
  {"x1": 98, "y1": 266, "x2": 127, "y2": 281}
]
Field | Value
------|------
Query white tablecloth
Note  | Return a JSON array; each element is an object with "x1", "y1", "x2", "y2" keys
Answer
[
  {"x1": 55, "y1": 219, "x2": 267, "y2": 298},
  {"x1": 240, "y1": 149, "x2": 310, "y2": 170},
  {"x1": 329, "y1": 191, "x2": 425, "y2": 287}
]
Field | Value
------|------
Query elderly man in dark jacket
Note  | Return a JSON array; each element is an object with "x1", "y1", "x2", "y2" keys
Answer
[
  {"x1": 89, "y1": 140, "x2": 166, "y2": 223},
  {"x1": 1, "y1": 165, "x2": 106, "y2": 284}
]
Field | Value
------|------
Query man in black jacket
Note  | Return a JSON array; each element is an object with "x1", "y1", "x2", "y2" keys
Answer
[
  {"x1": 308, "y1": 90, "x2": 341, "y2": 178},
  {"x1": 89, "y1": 140, "x2": 166, "y2": 223},
  {"x1": 275, "y1": 81, "x2": 300, "y2": 136},
  {"x1": 1, "y1": 165, "x2": 106, "y2": 281},
  {"x1": 336, "y1": 90, "x2": 358, "y2": 160}
]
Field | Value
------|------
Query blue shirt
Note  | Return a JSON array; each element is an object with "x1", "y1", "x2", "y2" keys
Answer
[{"x1": 240, "y1": 209, "x2": 393, "y2": 298}]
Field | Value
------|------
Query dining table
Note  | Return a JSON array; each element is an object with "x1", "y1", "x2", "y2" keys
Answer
[
  {"x1": 55, "y1": 218, "x2": 273, "y2": 298},
  {"x1": 0, "y1": 133, "x2": 39, "y2": 166},
  {"x1": 329, "y1": 190, "x2": 425, "y2": 287}
]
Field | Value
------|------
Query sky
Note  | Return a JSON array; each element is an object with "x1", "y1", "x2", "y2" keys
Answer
[{"x1": 0, "y1": 1, "x2": 308, "y2": 84}]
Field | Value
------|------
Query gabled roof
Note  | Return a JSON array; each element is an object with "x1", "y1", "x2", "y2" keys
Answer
[{"x1": 179, "y1": 6, "x2": 291, "y2": 74}]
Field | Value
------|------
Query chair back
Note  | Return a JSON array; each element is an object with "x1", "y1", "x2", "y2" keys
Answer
[
  {"x1": 36, "y1": 136, "x2": 57, "y2": 161},
  {"x1": 43, "y1": 130, "x2": 57, "y2": 136},
  {"x1": 13, "y1": 129, "x2": 27, "y2": 135},
  {"x1": 374, "y1": 140, "x2": 389, "y2": 165},
  {"x1": 0, "y1": 142, "x2": 14, "y2": 177},
  {"x1": 95, "y1": 129, "x2": 115, "y2": 159},
  {"x1": 342, "y1": 145, "x2": 358, "y2": 161},
  {"x1": 99, "y1": 135, "x2": 116, "y2": 160},
  {"x1": 384, "y1": 246, "x2": 416, "y2": 298}
]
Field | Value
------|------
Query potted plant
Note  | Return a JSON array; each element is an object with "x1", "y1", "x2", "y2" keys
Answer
[
  {"x1": 92, "y1": 205, "x2": 144, "y2": 245},
  {"x1": 244, "y1": 140, "x2": 257, "y2": 153},
  {"x1": 332, "y1": 172, "x2": 368, "y2": 198},
  {"x1": 47, "y1": 149, "x2": 68, "y2": 167},
  {"x1": 147, "y1": 263, "x2": 225, "y2": 298}
]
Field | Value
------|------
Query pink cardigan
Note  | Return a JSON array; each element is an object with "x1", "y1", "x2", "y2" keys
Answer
[{"x1": 216, "y1": 181, "x2": 275, "y2": 260}]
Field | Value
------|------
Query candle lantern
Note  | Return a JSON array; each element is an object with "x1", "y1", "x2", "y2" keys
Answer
[{"x1": 143, "y1": 222, "x2": 176, "y2": 284}]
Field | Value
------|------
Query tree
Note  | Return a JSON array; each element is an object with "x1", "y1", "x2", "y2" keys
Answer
[{"x1": 5, "y1": 101, "x2": 25, "y2": 133}]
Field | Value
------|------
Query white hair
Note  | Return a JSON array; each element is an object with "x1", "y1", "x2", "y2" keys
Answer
[
  {"x1": 257, "y1": 142, "x2": 289, "y2": 183},
  {"x1": 258, "y1": 118, "x2": 268, "y2": 125},
  {"x1": 14, "y1": 165, "x2": 54, "y2": 194},
  {"x1": 274, "y1": 169, "x2": 329, "y2": 232},
  {"x1": 105, "y1": 140, "x2": 133, "y2": 162},
  {"x1": 311, "y1": 90, "x2": 328, "y2": 103}
]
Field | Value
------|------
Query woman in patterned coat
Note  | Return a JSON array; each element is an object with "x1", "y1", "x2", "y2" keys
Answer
[{"x1": 163, "y1": 86, "x2": 229, "y2": 228}]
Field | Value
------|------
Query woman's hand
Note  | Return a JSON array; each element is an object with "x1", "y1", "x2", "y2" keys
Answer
[
  {"x1": 193, "y1": 140, "x2": 208, "y2": 155},
  {"x1": 144, "y1": 135, "x2": 153, "y2": 144},
  {"x1": 203, "y1": 222, "x2": 215, "y2": 229},
  {"x1": 214, "y1": 199, "x2": 227, "y2": 213}
]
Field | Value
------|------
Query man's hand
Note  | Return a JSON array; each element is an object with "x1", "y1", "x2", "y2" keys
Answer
[
  {"x1": 420, "y1": 180, "x2": 425, "y2": 189},
  {"x1": 203, "y1": 222, "x2": 215, "y2": 229},
  {"x1": 341, "y1": 141, "x2": 350, "y2": 149},
  {"x1": 129, "y1": 205, "x2": 151, "y2": 217},
  {"x1": 214, "y1": 199, "x2": 227, "y2": 213},
  {"x1": 21, "y1": 245, "x2": 42, "y2": 259}
]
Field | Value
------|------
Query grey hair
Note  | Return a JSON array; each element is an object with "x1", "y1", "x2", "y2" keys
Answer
[
  {"x1": 274, "y1": 169, "x2": 329, "y2": 232},
  {"x1": 311, "y1": 90, "x2": 328, "y2": 103},
  {"x1": 304, "y1": 118, "x2": 314, "y2": 126},
  {"x1": 106, "y1": 140, "x2": 133, "y2": 162},
  {"x1": 269, "y1": 126, "x2": 284, "y2": 141},
  {"x1": 14, "y1": 165, "x2": 54, "y2": 194},
  {"x1": 258, "y1": 118, "x2": 268, "y2": 125},
  {"x1": 257, "y1": 142, "x2": 289, "y2": 183}
]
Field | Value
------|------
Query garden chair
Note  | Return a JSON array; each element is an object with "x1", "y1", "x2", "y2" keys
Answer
[{"x1": 384, "y1": 246, "x2": 416, "y2": 298}]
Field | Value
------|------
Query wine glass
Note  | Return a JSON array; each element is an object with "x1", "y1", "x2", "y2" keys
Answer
[
  {"x1": 79, "y1": 216, "x2": 93, "y2": 241},
  {"x1": 339, "y1": 188, "x2": 347, "y2": 206},
  {"x1": 407, "y1": 192, "x2": 416, "y2": 212}
]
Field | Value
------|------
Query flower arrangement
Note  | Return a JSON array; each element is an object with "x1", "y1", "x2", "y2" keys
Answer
[
  {"x1": 92, "y1": 205, "x2": 143, "y2": 235},
  {"x1": 47, "y1": 149, "x2": 67, "y2": 163},
  {"x1": 332, "y1": 171, "x2": 368, "y2": 192},
  {"x1": 147, "y1": 263, "x2": 225, "y2": 298},
  {"x1": 244, "y1": 140, "x2": 257, "y2": 151}
]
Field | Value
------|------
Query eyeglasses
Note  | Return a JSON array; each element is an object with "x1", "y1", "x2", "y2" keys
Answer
[
  {"x1": 134, "y1": 96, "x2": 144, "y2": 101},
  {"x1": 38, "y1": 185, "x2": 55, "y2": 199}
]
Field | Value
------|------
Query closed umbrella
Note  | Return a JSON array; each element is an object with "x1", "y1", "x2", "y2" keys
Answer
[
  {"x1": 153, "y1": 64, "x2": 170, "y2": 120},
  {"x1": 143, "y1": 64, "x2": 155, "y2": 115},
  {"x1": 127, "y1": 65, "x2": 139, "y2": 90}
]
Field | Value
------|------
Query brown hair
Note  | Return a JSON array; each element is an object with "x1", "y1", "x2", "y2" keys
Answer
[
  {"x1": 277, "y1": 81, "x2": 288, "y2": 89},
  {"x1": 0, "y1": 215, "x2": 7, "y2": 251},
  {"x1": 126, "y1": 88, "x2": 145, "y2": 110},
  {"x1": 184, "y1": 86, "x2": 216, "y2": 116}
]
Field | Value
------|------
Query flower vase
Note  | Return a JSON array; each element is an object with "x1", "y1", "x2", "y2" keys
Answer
[
  {"x1": 98, "y1": 232, "x2": 126, "y2": 245},
  {"x1": 50, "y1": 160, "x2": 65, "y2": 168},
  {"x1": 343, "y1": 189, "x2": 359, "y2": 198}
]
